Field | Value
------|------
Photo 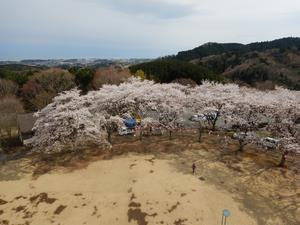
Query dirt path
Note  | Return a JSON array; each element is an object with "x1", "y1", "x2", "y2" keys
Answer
[{"x1": 0, "y1": 153, "x2": 259, "y2": 225}]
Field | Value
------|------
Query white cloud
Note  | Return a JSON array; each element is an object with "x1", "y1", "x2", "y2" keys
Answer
[
  {"x1": 94, "y1": 0, "x2": 198, "y2": 19},
  {"x1": 0, "y1": 0, "x2": 299, "y2": 59}
]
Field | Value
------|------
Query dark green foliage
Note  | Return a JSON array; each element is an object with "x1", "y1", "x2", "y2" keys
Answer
[
  {"x1": 0, "y1": 64, "x2": 44, "y2": 71},
  {"x1": 68, "y1": 67, "x2": 95, "y2": 93},
  {"x1": 247, "y1": 37, "x2": 300, "y2": 52},
  {"x1": 176, "y1": 43, "x2": 245, "y2": 61},
  {"x1": 0, "y1": 64, "x2": 42, "y2": 86},
  {"x1": 129, "y1": 59, "x2": 223, "y2": 84},
  {"x1": 199, "y1": 53, "x2": 242, "y2": 74},
  {"x1": 276, "y1": 73, "x2": 300, "y2": 90},
  {"x1": 232, "y1": 65, "x2": 269, "y2": 85},
  {"x1": 0, "y1": 70, "x2": 32, "y2": 86}
]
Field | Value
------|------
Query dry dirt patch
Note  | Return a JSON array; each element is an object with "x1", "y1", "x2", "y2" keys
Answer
[{"x1": 0, "y1": 131, "x2": 298, "y2": 225}]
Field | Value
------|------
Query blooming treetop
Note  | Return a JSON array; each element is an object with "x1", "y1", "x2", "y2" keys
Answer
[
  {"x1": 31, "y1": 89, "x2": 108, "y2": 153},
  {"x1": 30, "y1": 78, "x2": 300, "y2": 154}
]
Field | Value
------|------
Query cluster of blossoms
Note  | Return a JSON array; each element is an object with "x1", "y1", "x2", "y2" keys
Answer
[{"x1": 30, "y1": 78, "x2": 300, "y2": 157}]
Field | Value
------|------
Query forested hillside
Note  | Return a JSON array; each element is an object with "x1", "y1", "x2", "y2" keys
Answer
[
  {"x1": 129, "y1": 59, "x2": 223, "y2": 84},
  {"x1": 131, "y1": 38, "x2": 300, "y2": 89},
  {"x1": 176, "y1": 37, "x2": 300, "y2": 60}
]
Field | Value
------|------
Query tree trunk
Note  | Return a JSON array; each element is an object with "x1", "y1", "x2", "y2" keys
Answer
[
  {"x1": 74, "y1": 140, "x2": 78, "y2": 152},
  {"x1": 169, "y1": 130, "x2": 172, "y2": 140},
  {"x1": 212, "y1": 115, "x2": 219, "y2": 131},
  {"x1": 198, "y1": 123, "x2": 202, "y2": 143},
  {"x1": 139, "y1": 127, "x2": 143, "y2": 141},
  {"x1": 108, "y1": 131, "x2": 112, "y2": 144},
  {"x1": 238, "y1": 140, "x2": 245, "y2": 152},
  {"x1": 212, "y1": 121, "x2": 216, "y2": 131}
]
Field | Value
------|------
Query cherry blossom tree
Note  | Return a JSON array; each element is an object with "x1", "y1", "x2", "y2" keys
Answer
[
  {"x1": 266, "y1": 110, "x2": 300, "y2": 167},
  {"x1": 28, "y1": 78, "x2": 300, "y2": 160},
  {"x1": 204, "y1": 104, "x2": 223, "y2": 131},
  {"x1": 226, "y1": 105, "x2": 263, "y2": 151},
  {"x1": 99, "y1": 115, "x2": 123, "y2": 144},
  {"x1": 139, "y1": 117, "x2": 161, "y2": 140},
  {"x1": 30, "y1": 89, "x2": 108, "y2": 154},
  {"x1": 187, "y1": 81, "x2": 299, "y2": 157},
  {"x1": 29, "y1": 79, "x2": 189, "y2": 153}
]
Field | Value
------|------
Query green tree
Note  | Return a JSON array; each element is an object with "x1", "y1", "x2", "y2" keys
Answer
[
  {"x1": 129, "y1": 59, "x2": 222, "y2": 84},
  {"x1": 69, "y1": 67, "x2": 95, "y2": 93}
]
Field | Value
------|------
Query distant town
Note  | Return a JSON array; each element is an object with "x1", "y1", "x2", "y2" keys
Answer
[{"x1": 0, "y1": 58, "x2": 152, "y2": 68}]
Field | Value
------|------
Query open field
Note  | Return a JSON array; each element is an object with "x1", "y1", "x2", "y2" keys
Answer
[{"x1": 0, "y1": 132, "x2": 299, "y2": 225}]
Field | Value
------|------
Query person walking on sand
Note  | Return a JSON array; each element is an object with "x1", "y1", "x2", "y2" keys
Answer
[{"x1": 192, "y1": 163, "x2": 196, "y2": 175}]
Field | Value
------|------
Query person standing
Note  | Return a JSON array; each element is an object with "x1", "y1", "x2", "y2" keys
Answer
[{"x1": 192, "y1": 163, "x2": 196, "y2": 175}]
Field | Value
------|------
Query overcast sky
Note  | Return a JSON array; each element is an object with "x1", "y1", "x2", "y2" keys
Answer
[{"x1": 0, "y1": 0, "x2": 299, "y2": 60}]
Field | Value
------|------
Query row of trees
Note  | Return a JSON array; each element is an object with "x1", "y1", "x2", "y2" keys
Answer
[
  {"x1": 0, "y1": 66, "x2": 131, "y2": 143},
  {"x1": 29, "y1": 78, "x2": 300, "y2": 167},
  {"x1": 0, "y1": 64, "x2": 40, "y2": 86},
  {"x1": 68, "y1": 66, "x2": 130, "y2": 92}
]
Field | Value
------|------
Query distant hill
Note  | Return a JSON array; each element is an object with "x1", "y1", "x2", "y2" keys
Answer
[
  {"x1": 174, "y1": 37, "x2": 300, "y2": 89},
  {"x1": 176, "y1": 37, "x2": 300, "y2": 61},
  {"x1": 199, "y1": 48, "x2": 300, "y2": 90}
]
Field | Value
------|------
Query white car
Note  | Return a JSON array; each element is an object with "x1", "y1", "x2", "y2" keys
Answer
[
  {"x1": 189, "y1": 114, "x2": 207, "y2": 122},
  {"x1": 232, "y1": 132, "x2": 247, "y2": 140},
  {"x1": 204, "y1": 111, "x2": 218, "y2": 120},
  {"x1": 118, "y1": 127, "x2": 134, "y2": 136},
  {"x1": 261, "y1": 137, "x2": 280, "y2": 149}
]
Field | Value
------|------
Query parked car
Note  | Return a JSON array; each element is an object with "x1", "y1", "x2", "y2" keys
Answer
[
  {"x1": 261, "y1": 137, "x2": 280, "y2": 149},
  {"x1": 189, "y1": 114, "x2": 207, "y2": 122},
  {"x1": 118, "y1": 126, "x2": 134, "y2": 136},
  {"x1": 232, "y1": 132, "x2": 247, "y2": 140},
  {"x1": 204, "y1": 111, "x2": 218, "y2": 120}
]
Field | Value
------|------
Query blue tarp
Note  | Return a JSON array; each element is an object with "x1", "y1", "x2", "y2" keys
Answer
[{"x1": 124, "y1": 118, "x2": 136, "y2": 128}]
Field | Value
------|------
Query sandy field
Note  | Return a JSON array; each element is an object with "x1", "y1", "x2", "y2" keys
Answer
[
  {"x1": 0, "y1": 132, "x2": 299, "y2": 225},
  {"x1": 0, "y1": 153, "x2": 259, "y2": 225}
]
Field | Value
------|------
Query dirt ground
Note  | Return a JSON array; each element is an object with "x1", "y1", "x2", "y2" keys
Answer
[{"x1": 0, "y1": 131, "x2": 299, "y2": 225}]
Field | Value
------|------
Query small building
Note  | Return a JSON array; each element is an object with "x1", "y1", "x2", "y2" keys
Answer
[{"x1": 17, "y1": 113, "x2": 36, "y2": 144}]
